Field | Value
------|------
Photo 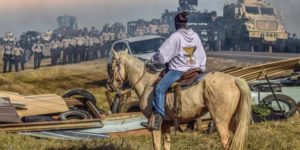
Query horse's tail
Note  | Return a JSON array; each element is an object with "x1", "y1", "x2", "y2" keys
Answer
[{"x1": 229, "y1": 78, "x2": 251, "y2": 150}]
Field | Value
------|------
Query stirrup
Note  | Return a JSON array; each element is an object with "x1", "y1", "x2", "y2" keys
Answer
[{"x1": 141, "y1": 113, "x2": 162, "y2": 131}]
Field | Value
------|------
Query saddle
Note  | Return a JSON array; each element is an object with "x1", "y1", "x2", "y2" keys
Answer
[
  {"x1": 155, "y1": 68, "x2": 206, "y2": 131},
  {"x1": 156, "y1": 68, "x2": 205, "y2": 90}
]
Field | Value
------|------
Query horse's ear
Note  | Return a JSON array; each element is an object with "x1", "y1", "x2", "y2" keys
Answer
[
  {"x1": 124, "y1": 48, "x2": 129, "y2": 54},
  {"x1": 112, "y1": 48, "x2": 119, "y2": 58}
]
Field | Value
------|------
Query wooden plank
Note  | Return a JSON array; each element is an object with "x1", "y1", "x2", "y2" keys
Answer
[
  {"x1": 0, "y1": 91, "x2": 69, "y2": 117},
  {"x1": 86, "y1": 101, "x2": 102, "y2": 119},
  {"x1": 0, "y1": 119, "x2": 103, "y2": 132},
  {"x1": 0, "y1": 97, "x2": 22, "y2": 123},
  {"x1": 224, "y1": 57, "x2": 300, "y2": 81},
  {"x1": 63, "y1": 98, "x2": 84, "y2": 107},
  {"x1": 109, "y1": 128, "x2": 151, "y2": 137}
]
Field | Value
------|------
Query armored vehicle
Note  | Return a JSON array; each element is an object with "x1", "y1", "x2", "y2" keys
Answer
[
  {"x1": 127, "y1": 19, "x2": 150, "y2": 37},
  {"x1": 161, "y1": 0, "x2": 220, "y2": 50},
  {"x1": 53, "y1": 15, "x2": 78, "y2": 38},
  {"x1": 221, "y1": 0, "x2": 288, "y2": 52}
]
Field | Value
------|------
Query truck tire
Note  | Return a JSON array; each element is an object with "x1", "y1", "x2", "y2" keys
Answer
[
  {"x1": 120, "y1": 101, "x2": 140, "y2": 113},
  {"x1": 59, "y1": 110, "x2": 91, "y2": 121},
  {"x1": 261, "y1": 94, "x2": 297, "y2": 118},
  {"x1": 62, "y1": 88, "x2": 97, "y2": 105}
]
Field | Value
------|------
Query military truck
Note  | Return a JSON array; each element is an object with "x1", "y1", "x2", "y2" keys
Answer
[
  {"x1": 161, "y1": 0, "x2": 220, "y2": 50},
  {"x1": 53, "y1": 15, "x2": 78, "y2": 38},
  {"x1": 220, "y1": 0, "x2": 288, "y2": 52},
  {"x1": 127, "y1": 19, "x2": 150, "y2": 37}
]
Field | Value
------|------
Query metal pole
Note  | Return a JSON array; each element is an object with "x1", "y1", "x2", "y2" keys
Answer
[{"x1": 263, "y1": 72, "x2": 286, "y2": 118}]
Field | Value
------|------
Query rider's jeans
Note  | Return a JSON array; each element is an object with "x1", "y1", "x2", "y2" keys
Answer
[{"x1": 153, "y1": 69, "x2": 183, "y2": 117}]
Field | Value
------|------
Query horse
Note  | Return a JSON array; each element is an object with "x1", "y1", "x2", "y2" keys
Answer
[{"x1": 108, "y1": 50, "x2": 251, "y2": 150}]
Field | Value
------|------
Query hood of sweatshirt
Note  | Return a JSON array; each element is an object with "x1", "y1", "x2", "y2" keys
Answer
[{"x1": 178, "y1": 28, "x2": 195, "y2": 43}]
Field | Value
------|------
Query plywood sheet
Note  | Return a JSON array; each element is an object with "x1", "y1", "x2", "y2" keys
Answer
[
  {"x1": 0, "y1": 91, "x2": 69, "y2": 117},
  {"x1": 0, "y1": 97, "x2": 21, "y2": 123}
]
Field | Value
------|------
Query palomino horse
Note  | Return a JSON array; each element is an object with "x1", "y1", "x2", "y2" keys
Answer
[{"x1": 109, "y1": 50, "x2": 251, "y2": 150}]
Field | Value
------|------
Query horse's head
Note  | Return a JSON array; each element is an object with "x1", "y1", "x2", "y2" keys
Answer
[{"x1": 108, "y1": 49, "x2": 128, "y2": 91}]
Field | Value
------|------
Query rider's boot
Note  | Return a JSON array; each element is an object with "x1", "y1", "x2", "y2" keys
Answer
[{"x1": 141, "y1": 112, "x2": 163, "y2": 131}]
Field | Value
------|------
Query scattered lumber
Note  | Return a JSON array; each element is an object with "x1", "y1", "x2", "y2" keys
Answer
[
  {"x1": 0, "y1": 97, "x2": 22, "y2": 123},
  {"x1": 225, "y1": 57, "x2": 300, "y2": 81},
  {"x1": 0, "y1": 119, "x2": 103, "y2": 133},
  {"x1": 0, "y1": 91, "x2": 69, "y2": 117}
]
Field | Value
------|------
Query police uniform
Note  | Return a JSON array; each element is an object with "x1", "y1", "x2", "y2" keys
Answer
[
  {"x1": 75, "y1": 37, "x2": 85, "y2": 62},
  {"x1": 135, "y1": 28, "x2": 146, "y2": 37},
  {"x1": 98, "y1": 37, "x2": 106, "y2": 58},
  {"x1": 148, "y1": 24, "x2": 159, "y2": 35},
  {"x1": 86, "y1": 37, "x2": 94, "y2": 61},
  {"x1": 68, "y1": 38, "x2": 76, "y2": 63},
  {"x1": 117, "y1": 32, "x2": 128, "y2": 40},
  {"x1": 31, "y1": 42, "x2": 44, "y2": 69},
  {"x1": 93, "y1": 37, "x2": 101, "y2": 59},
  {"x1": 12, "y1": 46, "x2": 25, "y2": 72},
  {"x1": 50, "y1": 40, "x2": 60, "y2": 65},
  {"x1": 62, "y1": 38, "x2": 69, "y2": 64},
  {"x1": 100, "y1": 32, "x2": 110, "y2": 57},
  {"x1": 2, "y1": 45, "x2": 13, "y2": 73},
  {"x1": 159, "y1": 23, "x2": 170, "y2": 37}
]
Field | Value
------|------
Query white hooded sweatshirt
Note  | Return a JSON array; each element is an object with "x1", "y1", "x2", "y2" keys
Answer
[{"x1": 151, "y1": 28, "x2": 206, "y2": 72}]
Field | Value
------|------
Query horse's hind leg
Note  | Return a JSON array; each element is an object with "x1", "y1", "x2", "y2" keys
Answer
[
  {"x1": 205, "y1": 94, "x2": 235, "y2": 148},
  {"x1": 208, "y1": 110, "x2": 231, "y2": 149}
]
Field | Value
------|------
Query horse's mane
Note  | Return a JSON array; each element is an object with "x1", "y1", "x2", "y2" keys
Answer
[{"x1": 118, "y1": 52, "x2": 145, "y2": 83}]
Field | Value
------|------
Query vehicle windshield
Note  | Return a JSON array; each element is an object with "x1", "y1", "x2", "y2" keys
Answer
[
  {"x1": 245, "y1": 6, "x2": 259, "y2": 15},
  {"x1": 129, "y1": 38, "x2": 164, "y2": 54},
  {"x1": 260, "y1": 7, "x2": 275, "y2": 15}
]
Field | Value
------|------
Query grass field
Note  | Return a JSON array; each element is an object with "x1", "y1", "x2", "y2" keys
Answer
[{"x1": 0, "y1": 58, "x2": 298, "y2": 150}]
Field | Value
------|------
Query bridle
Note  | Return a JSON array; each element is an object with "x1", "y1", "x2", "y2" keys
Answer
[
  {"x1": 109, "y1": 58, "x2": 125, "y2": 91},
  {"x1": 108, "y1": 57, "x2": 149, "y2": 92}
]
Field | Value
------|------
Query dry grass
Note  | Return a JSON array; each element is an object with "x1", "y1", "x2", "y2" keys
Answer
[{"x1": 0, "y1": 57, "x2": 298, "y2": 150}]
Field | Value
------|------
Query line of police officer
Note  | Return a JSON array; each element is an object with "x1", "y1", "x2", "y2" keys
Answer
[
  {"x1": 49, "y1": 30, "x2": 127, "y2": 65},
  {"x1": 2, "y1": 43, "x2": 26, "y2": 73},
  {"x1": 49, "y1": 36, "x2": 102, "y2": 65}
]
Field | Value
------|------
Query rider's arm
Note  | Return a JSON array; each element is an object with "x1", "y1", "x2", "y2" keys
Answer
[
  {"x1": 151, "y1": 33, "x2": 179, "y2": 64},
  {"x1": 196, "y1": 37, "x2": 207, "y2": 72}
]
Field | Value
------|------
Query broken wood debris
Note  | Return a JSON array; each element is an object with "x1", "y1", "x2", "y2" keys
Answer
[
  {"x1": 0, "y1": 119, "x2": 103, "y2": 133},
  {"x1": 223, "y1": 57, "x2": 300, "y2": 81}
]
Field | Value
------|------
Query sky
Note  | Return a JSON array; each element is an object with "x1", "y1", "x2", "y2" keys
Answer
[{"x1": 0, "y1": 0, "x2": 299, "y2": 37}]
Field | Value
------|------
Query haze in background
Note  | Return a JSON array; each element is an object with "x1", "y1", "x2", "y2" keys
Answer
[{"x1": 0, "y1": 0, "x2": 298, "y2": 37}]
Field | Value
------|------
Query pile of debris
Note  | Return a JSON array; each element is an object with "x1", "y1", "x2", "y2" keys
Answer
[
  {"x1": 0, "y1": 89, "x2": 148, "y2": 140},
  {"x1": 0, "y1": 89, "x2": 103, "y2": 131}
]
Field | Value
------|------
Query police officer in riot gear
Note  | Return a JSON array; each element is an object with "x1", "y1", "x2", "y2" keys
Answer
[
  {"x1": 75, "y1": 36, "x2": 84, "y2": 63},
  {"x1": 68, "y1": 38, "x2": 75, "y2": 63},
  {"x1": 50, "y1": 39, "x2": 60, "y2": 65},
  {"x1": 2, "y1": 44, "x2": 13, "y2": 73},
  {"x1": 13, "y1": 42, "x2": 25, "y2": 72},
  {"x1": 62, "y1": 38, "x2": 69, "y2": 64},
  {"x1": 32, "y1": 41, "x2": 44, "y2": 69}
]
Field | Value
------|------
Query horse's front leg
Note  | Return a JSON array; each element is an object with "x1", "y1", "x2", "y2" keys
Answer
[
  {"x1": 152, "y1": 129, "x2": 162, "y2": 150},
  {"x1": 162, "y1": 123, "x2": 171, "y2": 150}
]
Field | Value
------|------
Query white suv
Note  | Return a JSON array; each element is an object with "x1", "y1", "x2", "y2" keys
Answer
[{"x1": 107, "y1": 35, "x2": 165, "y2": 75}]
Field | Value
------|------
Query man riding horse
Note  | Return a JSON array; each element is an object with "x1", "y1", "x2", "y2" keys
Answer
[{"x1": 141, "y1": 11, "x2": 207, "y2": 130}]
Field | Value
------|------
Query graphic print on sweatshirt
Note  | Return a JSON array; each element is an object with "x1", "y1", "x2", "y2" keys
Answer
[{"x1": 183, "y1": 46, "x2": 197, "y2": 64}]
